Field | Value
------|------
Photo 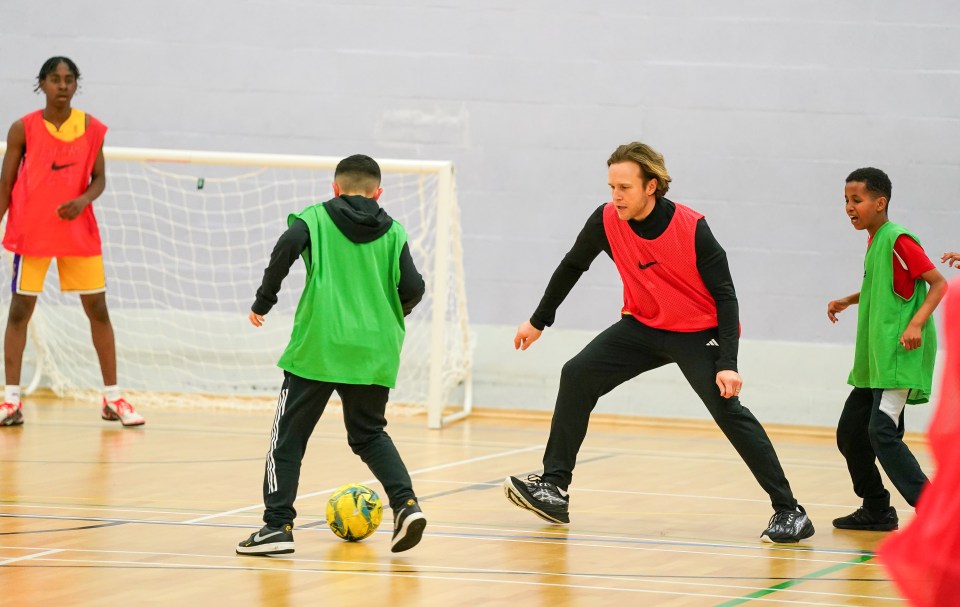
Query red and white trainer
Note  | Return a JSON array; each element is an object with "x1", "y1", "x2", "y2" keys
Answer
[
  {"x1": 101, "y1": 398, "x2": 145, "y2": 427},
  {"x1": 1, "y1": 401, "x2": 23, "y2": 426}
]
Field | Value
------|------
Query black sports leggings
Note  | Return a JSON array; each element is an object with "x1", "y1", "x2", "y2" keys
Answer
[{"x1": 541, "y1": 316, "x2": 798, "y2": 512}]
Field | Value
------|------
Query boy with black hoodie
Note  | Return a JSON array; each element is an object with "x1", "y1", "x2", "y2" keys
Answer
[{"x1": 237, "y1": 154, "x2": 427, "y2": 556}]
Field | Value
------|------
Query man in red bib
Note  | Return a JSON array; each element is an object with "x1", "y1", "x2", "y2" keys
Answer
[
  {"x1": 0, "y1": 57, "x2": 143, "y2": 427},
  {"x1": 503, "y1": 142, "x2": 814, "y2": 543}
]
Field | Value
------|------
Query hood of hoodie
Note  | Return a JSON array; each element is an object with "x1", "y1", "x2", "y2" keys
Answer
[{"x1": 322, "y1": 195, "x2": 394, "y2": 244}]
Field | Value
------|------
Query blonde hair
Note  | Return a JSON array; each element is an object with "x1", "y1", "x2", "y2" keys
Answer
[{"x1": 607, "y1": 142, "x2": 671, "y2": 197}]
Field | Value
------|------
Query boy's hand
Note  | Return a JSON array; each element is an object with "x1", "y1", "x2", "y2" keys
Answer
[
  {"x1": 514, "y1": 320, "x2": 542, "y2": 350},
  {"x1": 827, "y1": 299, "x2": 850, "y2": 323},
  {"x1": 56, "y1": 198, "x2": 90, "y2": 220},
  {"x1": 716, "y1": 370, "x2": 743, "y2": 399},
  {"x1": 942, "y1": 252, "x2": 960, "y2": 268},
  {"x1": 900, "y1": 323, "x2": 923, "y2": 350},
  {"x1": 249, "y1": 311, "x2": 265, "y2": 327}
]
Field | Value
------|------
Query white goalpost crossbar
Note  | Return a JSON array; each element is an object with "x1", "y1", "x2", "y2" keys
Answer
[{"x1": 0, "y1": 143, "x2": 472, "y2": 428}]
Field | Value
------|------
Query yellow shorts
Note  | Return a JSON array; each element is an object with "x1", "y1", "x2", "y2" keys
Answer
[{"x1": 12, "y1": 255, "x2": 106, "y2": 295}]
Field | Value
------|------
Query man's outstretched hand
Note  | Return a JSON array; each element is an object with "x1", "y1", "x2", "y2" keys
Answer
[{"x1": 514, "y1": 320, "x2": 542, "y2": 351}]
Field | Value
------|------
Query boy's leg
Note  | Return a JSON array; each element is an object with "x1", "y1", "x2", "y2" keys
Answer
[
  {"x1": 6, "y1": 254, "x2": 47, "y2": 388},
  {"x1": 540, "y1": 317, "x2": 669, "y2": 490},
  {"x1": 669, "y1": 331, "x2": 797, "y2": 512},
  {"x1": 337, "y1": 383, "x2": 414, "y2": 511},
  {"x1": 2, "y1": 294, "x2": 36, "y2": 426},
  {"x1": 79, "y1": 292, "x2": 116, "y2": 386},
  {"x1": 262, "y1": 372, "x2": 334, "y2": 527},
  {"x1": 869, "y1": 389, "x2": 928, "y2": 507},
  {"x1": 337, "y1": 383, "x2": 425, "y2": 552},
  {"x1": 4, "y1": 294, "x2": 38, "y2": 386},
  {"x1": 78, "y1": 292, "x2": 144, "y2": 426},
  {"x1": 837, "y1": 387, "x2": 892, "y2": 510}
]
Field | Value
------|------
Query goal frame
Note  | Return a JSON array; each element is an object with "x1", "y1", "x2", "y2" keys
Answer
[{"x1": 0, "y1": 143, "x2": 472, "y2": 428}]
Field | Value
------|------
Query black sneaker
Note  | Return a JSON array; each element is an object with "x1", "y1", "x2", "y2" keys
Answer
[
  {"x1": 391, "y1": 498, "x2": 427, "y2": 553},
  {"x1": 761, "y1": 505, "x2": 815, "y2": 543},
  {"x1": 236, "y1": 524, "x2": 294, "y2": 556},
  {"x1": 832, "y1": 506, "x2": 899, "y2": 531},
  {"x1": 503, "y1": 475, "x2": 570, "y2": 524}
]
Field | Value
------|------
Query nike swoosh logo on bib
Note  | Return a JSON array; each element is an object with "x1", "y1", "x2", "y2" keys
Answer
[{"x1": 51, "y1": 162, "x2": 77, "y2": 171}]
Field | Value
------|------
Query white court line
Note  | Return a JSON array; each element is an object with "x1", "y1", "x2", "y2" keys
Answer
[
  {"x1": 1, "y1": 549, "x2": 891, "y2": 606},
  {"x1": 410, "y1": 528, "x2": 883, "y2": 568},
  {"x1": 417, "y1": 479, "x2": 900, "y2": 512},
  {"x1": 0, "y1": 512, "x2": 258, "y2": 530},
  {"x1": 0, "y1": 512, "x2": 877, "y2": 569},
  {"x1": 183, "y1": 444, "x2": 543, "y2": 524},
  {"x1": 0, "y1": 503, "x2": 225, "y2": 518},
  {"x1": 423, "y1": 522, "x2": 883, "y2": 561},
  {"x1": 0, "y1": 549, "x2": 64, "y2": 566}
]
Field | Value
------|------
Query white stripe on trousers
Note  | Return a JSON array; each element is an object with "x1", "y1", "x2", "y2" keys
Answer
[{"x1": 266, "y1": 388, "x2": 288, "y2": 494}]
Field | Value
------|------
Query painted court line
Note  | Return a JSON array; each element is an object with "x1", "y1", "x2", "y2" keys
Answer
[
  {"x1": 418, "y1": 478, "x2": 874, "y2": 511},
  {"x1": 426, "y1": 522, "x2": 881, "y2": 559},
  {"x1": 183, "y1": 444, "x2": 543, "y2": 523},
  {"x1": 0, "y1": 542, "x2": 889, "y2": 603},
  {"x1": 712, "y1": 555, "x2": 884, "y2": 607},
  {"x1": 0, "y1": 503, "x2": 220, "y2": 518},
  {"x1": 3, "y1": 547, "x2": 877, "y2": 606},
  {"x1": 0, "y1": 510, "x2": 879, "y2": 569},
  {"x1": 0, "y1": 549, "x2": 64, "y2": 566}
]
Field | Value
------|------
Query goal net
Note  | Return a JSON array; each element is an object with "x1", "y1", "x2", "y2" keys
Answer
[{"x1": 0, "y1": 145, "x2": 472, "y2": 428}]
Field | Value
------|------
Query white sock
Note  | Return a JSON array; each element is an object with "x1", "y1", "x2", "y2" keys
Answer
[
  {"x1": 104, "y1": 385, "x2": 122, "y2": 403},
  {"x1": 4, "y1": 385, "x2": 21, "y2": 405}
]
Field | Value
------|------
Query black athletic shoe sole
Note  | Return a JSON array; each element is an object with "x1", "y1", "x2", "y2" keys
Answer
[
  {"x1": 391, "y1": 513, "x2": 427, "y2": 553},
  {"x1": 236, "y1": 526, "x2": 295, "y2": 556},
  {"x1": 503, "y1": 477, "x2": 569, "y2": 525},
  {"x1": 235, "y1": 542, "x2": 294, "y2": 556},
  {"x1": 832, "y1": 522, "x2": 898, "y2": 531}
]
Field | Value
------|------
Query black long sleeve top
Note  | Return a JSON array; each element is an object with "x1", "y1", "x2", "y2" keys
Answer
[{"x1": 530, "y1": 198, "x2": 740, "y2": 372}]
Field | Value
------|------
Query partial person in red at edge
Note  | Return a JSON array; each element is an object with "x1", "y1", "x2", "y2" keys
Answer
[
  {"x1": 827, "y1": 168, "x2": 946, "y2": 532},
  {"x1": 503, "y1": 141, "x2": 814, "y2": 544},
  {"x1": 0, "y1": 56, "x2": 144, "y2": 428},
  {"x1": 878, "y1": 272, "x2": 959, "y2": 606}
]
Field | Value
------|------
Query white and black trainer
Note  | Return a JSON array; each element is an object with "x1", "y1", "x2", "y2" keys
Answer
[
  {"x1": 761, "y1": 505, "x2": 815, "y2": 543},
  {"x1": 236, "y1": 524, "x2": 295, "y2": 556},
  {"x1": 391, "y1": 498, "x2": 427, "y2": 553},
  {"x1": 503, "y1": 474, "x2": 570, "y2": 524}
]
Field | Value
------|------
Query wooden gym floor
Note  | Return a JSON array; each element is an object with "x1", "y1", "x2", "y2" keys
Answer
[{"x1": 0, "y1": 395, "x2": 923, "y2": 606}]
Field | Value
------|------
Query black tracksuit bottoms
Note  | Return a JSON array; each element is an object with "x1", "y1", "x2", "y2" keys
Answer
[
  {"x1": 836, "y1": 387, "x2": 928, "y2": 508},
  {"x1": 262, "y1": 371, "x2": 415, "y2": 528},
  {"x1": 540, "y1": 316, "x2": 798, "y2": 512}
]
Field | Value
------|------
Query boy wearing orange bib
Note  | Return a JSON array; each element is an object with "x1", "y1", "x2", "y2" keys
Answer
[{"x1": 0, "y1": 57, "x2": 143, "y2": 427}]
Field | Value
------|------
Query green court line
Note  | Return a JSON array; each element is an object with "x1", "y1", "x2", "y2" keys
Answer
[{"x1": 712, "y1": 553, "x2": 875, "y2": 607}]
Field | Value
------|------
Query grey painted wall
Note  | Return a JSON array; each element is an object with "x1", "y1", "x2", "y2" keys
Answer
[{"x1": 2, "y1": 1, "x2": 958, "y2": 352}]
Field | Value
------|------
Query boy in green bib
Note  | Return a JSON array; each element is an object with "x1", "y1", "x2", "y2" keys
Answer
[
  {"x1": 827, "y1": 167, "x2": 948, "y2": 531},
  {"x1": 237, "y1": 155, "x2": 427, "y2": 556}
]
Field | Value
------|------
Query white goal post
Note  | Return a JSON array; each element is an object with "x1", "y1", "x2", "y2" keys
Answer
[{"x1": 0, "y1": 144, "x2": 472, "y2": 428}]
